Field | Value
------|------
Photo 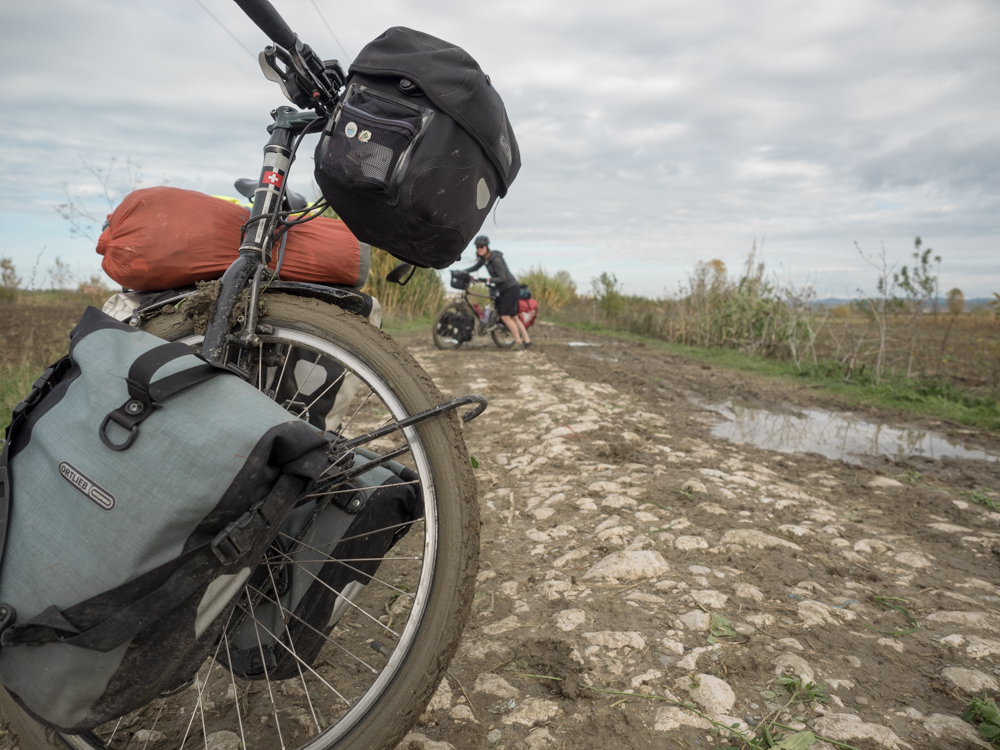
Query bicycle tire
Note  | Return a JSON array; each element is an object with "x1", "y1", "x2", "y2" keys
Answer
[
  {"x1": 490, "y1": 316, "x2": 516, "y2": 349},
  {"x1": 431, "y1": 301, "x2": 469, "y2": 350},
  {"x1": 2, "y1": 294, "x2": 479, "y2": 750}
]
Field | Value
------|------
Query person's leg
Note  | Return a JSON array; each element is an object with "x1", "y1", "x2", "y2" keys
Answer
[
  {"x1": 514, "y1": 315, "x2": 531, "y2": 344},
  {"x1": 500, "y1": 314, "x2": 523, "y2": 344}
]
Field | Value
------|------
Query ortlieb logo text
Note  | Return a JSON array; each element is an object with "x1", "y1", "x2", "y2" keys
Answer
[{"x1": 59, "y1": 462, "x2": 116, "y2": 511}]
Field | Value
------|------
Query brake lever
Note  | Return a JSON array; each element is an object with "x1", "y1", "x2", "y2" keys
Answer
[{"x1": 260, "y1": 38, "x2": 344, "y2": 115}]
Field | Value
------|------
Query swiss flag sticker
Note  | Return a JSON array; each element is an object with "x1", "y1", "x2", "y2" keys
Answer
[{"x1": 262, "y1": 171, "x2": 284, "y2": 188}]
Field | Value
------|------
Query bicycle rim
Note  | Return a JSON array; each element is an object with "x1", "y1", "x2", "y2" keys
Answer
[{"x1": 40, "y1": 298, "x2": 478, "y2": 750}]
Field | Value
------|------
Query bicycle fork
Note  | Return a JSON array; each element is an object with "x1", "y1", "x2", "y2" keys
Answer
[{"x1": 201, "y1": 106, "x2": 319, "y2": 367}]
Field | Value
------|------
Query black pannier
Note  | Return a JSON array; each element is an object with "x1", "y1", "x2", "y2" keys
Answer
[
  {"x1": 315, "y1": 27, "x2": 520, "y2": 269},
  {"x1": 519, "y1": 284, "x2": 532, "y2": 300}
]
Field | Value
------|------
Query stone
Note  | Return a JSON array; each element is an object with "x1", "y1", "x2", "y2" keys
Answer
[
  {"x1": 397, "y1": 733, "x2": 457, "y2": 750},
  {"x1": 866, "y1": 476, "x2": 903, "y2": 488},
  {"x1": 674, "y1": 610, "x2": 712, "y2": 631},
  {"x1": 654, "y1": 706, "x2": 713, "y2": 731},
  {"x1": 483, "y1": 616, "x2": 521, "y2": 635},
  {"x1": 691, "y1": 674, "x2": 736, "y2": 714},
  {"x1": 926, "y1": 611, "x2": 1000, "y2": 632},
  {"x1": 553, "y1": 608, "x2": 587, "y2": 631},
  {"x1": 425, "y1": 679, "x2": 452, "y2": 711},
  {"x1": 581, "y1": 631, "x2": 646, "y2": 651},
  {"x1": 675, "y1": 535, "x2": 710, "y2": 550},
  {"x1": 691, "y1": 589, "x2": 729, "y2": 609},
  {"x1": 942, "y1": 667, "x2": 1000, "y2": 693},
  {"x1": 734, "y1": 583, "x2": 765, "y2": 602},
  {"x1": 473, "y1": 673, "x2": 520, "y2": 700},
  {"x1": 924, "y1": 713, "x2": 993, "y2": 748},
  {"x1": 966, "y1": 636, "x2": 1000, "y2": 658},
  {"x1": 446, "y1": 704, "x2": 474, "y2": 723},
  {"x1": 133, "y1": 730, "x2": 167, "y2": 745},
  {"x1": 501, "y1": 697, "x2": 563, "y2": 727},
  {"x1": 582, "y1": 550, "x2": 670, "y2": 581},
  {"x1": 524, "y1": 727, "x2": 560, "y2": 749},
  {"x1": 774, "y1": 653, "x2": 815, "y2": 684},
  {"x1": 720, "y1": 529, "x2": 803, "y2": 551},
  {"x1": 205, "y1": 732, "x2": 242, "y2": 750},
  {"x1": 894, "y1": 551, "x2": 932, "y2": 568},
  {"x1": 811, "y1": 713, "x2": 907, "y2": 749}
]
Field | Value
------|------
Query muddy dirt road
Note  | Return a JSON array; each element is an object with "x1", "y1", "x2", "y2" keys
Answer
[{"x1": 395, "y1": 320, "x2": 1000, "y2": 750}]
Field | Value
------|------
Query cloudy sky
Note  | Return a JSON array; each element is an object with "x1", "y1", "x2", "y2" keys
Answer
[{"x1": 2, "y1": 0, "x2": 998, "y2": 299}]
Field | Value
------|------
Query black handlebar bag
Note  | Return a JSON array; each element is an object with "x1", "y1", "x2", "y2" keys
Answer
[
  {"x1": 0, "y1": 307, "x2": 330, "y2": 732},
  {"x1": 315, "y1": 27, "x2": 520, "y2": 269}
]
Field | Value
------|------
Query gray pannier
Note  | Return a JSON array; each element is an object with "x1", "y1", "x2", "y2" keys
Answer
[{"x1": 0, "y1": 307, "x2": 330, "y2": 732}]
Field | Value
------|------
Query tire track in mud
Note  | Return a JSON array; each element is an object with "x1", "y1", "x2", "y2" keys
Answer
[{"x1": 396, "y1": 322, "x2": 1000, "y2": 750}]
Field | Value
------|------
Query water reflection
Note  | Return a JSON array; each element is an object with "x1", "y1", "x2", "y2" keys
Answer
[{"x1": 707, "y1": 401, "x2": 999, "y2": 464}]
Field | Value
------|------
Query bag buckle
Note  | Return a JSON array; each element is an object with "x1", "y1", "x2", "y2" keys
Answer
[
  {"x1": 0, "y1": 604, "x2": 17, "y2": 647},
  {"x1": 210, "y1": 501, "x2": 268, "y2": 566}
]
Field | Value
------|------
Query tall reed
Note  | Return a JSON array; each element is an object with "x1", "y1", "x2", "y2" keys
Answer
[{"x1": 360, "y1": 247, "x2": 446, "y2": 320}]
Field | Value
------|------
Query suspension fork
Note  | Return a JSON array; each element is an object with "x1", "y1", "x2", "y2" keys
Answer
[{"x1": 201, "y1": 106, "x2": 320, "y2": 364}]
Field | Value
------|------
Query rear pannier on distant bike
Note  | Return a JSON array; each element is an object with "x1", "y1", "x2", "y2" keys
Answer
[{"x1": 0, "y1": 0, "x2": 521, "y2": 748}]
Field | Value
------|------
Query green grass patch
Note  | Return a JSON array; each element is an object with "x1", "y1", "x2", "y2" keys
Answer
[
  {"x1": 549, "y1": 312, "x2": 1000, "y2": 433},
  {"x1": 1, "y1": 364, "x2": 38, "y2": 434},
  {"x1": 381, "y1": 314, "x2": 435, "y2": 338}
]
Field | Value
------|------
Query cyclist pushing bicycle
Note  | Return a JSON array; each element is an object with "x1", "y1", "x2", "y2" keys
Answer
[{"x1": 462, "y1": 236, "x2": 532, "y2": 349}]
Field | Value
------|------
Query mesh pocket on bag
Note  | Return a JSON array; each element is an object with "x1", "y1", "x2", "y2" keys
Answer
[{"x1": 321, "y1": 88, "x2": 427, "y2": 195}]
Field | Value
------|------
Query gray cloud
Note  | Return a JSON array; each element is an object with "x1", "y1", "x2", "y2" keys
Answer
[{"x1": 1, "y1": 0, "x2": 998, "y2": 298}]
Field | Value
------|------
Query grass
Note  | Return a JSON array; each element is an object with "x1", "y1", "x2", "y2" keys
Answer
[{"x1": 547, "y1": 309, "x2": 1000, "y2": 433}]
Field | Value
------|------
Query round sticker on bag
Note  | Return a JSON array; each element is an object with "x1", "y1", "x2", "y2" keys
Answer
[
  {"x1": 344, "y1": 122, "x2": 358, "y2": 138},
  {"x1": 358, "y1": 130, "x2": 372, "y2": 143}
]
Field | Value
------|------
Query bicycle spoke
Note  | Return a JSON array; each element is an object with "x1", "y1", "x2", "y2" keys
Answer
[
  {"x1": 235, "y1": 593, "x2": 355, "y2": 705},
  {"x1": 241, "y1": 582, "x2": 379, "y2": 675},
  {"x1": 276, "y1": 517, "x2": 424, "y2": 552},
  {"x1": 267, "y1": 534, "x2": 416, "y2": 601},
  {"x1": 254, "y1": 550, "x2": 404, "y2": 640},
  {"x1": 269, "y1": 343, "x2": 293, "y2": 401},
  {"x1": 222, "y1": 631, "x2": 248, "y2": 750},
  {"x1": 298, "y1": 478, "x2": 421, "y2": 501},
  {"x1": 245, "y1": 593, "x2": 287, "y2": 750},
  {"x1": 296, "y1": 369, "x2": 348, "y2": 420},
  {"x1": 265, "y1": 562, "x2": 322, "y2": 734}
]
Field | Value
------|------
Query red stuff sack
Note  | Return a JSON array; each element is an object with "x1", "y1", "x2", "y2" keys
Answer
[
  {"x1": 97, "y1": 187, "x2": 369, "y2": 291},
  {"x1": 518, "y1": 298, "x2": 537, "y2": 329}
]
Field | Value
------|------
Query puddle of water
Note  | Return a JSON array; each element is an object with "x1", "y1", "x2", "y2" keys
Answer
[
  {"x1": 567, "y1": 341, "x2": 598, "y2": 347},
  {"x1": 707, "y1": 401, "x2": 999, "y2": 464}
]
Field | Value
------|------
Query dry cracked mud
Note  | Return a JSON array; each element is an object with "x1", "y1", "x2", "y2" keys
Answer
[{"x1": 394, "y1": 320, "x2": 1000, "y2": 750}]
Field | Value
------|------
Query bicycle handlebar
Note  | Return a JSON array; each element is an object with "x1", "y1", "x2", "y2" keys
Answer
[{"x1": 232, "y1": 0, "x2": 296, "y2": 49}]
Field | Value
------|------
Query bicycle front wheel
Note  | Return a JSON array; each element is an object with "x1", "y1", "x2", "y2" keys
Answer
[
  {"x1": 431, "y1": 302, "x2": 467, "y2": 350},
  {"x1": 1, "y1": 294, "x2": 480, "y2": 750}
]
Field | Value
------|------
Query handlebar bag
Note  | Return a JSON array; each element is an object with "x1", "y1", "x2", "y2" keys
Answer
[
  {"x1": 314, "y1": 27, "x2": 520, "y2": 269},
  {"x1": 220, "y1": 448, "x2": 422, "y2": 680},
  {"x1": 97, "y1": 186, "x2": 371, "y2": 291},
  {"x1": 0, "y1": 307, "x2": 332, "y2": 732}
]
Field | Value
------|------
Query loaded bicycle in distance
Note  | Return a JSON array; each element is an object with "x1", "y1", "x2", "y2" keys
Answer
[{"x1": 432, "y1": 270, "x2": 538, "y2": 350}]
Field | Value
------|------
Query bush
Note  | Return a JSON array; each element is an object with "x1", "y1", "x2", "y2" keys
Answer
[{"x1": 518, "y1": 267, "x2": 578, "y2": 310}]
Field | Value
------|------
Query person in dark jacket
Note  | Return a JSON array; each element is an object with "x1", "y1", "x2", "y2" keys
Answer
[{"x1": 463, "y1": 235, "x2": 532, "y2": 349}]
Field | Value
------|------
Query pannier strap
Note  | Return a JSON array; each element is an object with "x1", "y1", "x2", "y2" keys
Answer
[
  {"x1": 100, "y1": 342, "x2": 224, "y2": 451},
  {"x1": 0, "y1": 477, "x2": 299, "y2": 652}
]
